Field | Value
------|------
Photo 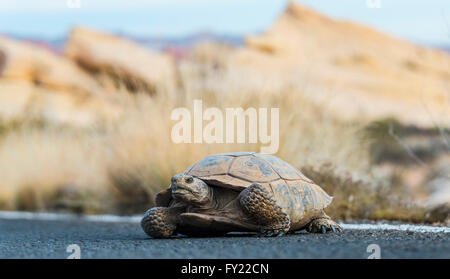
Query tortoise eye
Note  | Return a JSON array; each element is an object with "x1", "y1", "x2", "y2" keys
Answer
[{"x1": 185, "y1": 177, "x2": 193, "y2": 184}]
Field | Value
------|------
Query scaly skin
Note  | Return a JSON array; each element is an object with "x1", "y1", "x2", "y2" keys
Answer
[
  {"x1": 141, "y1": 207, "x2": 177, "y2": 238},
  {"x1": 239, "y1": 184, "x2": 291, "y2": 236}
]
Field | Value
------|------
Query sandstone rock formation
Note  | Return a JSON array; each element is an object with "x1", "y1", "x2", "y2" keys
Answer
[
  {"x1": 0, "y1": 36, "x2": 119, "y2": 126},
  {"x1": 0, "y1": 36, "x2": 101, "y2": 97},
  {"x1": 229, "y1": 2, "x2": 450, "y2": 127},
  {"x1": 65, "y1": 27, "x2": 177, "y2": 95}
]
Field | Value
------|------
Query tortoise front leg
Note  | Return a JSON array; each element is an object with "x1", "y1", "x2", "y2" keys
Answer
[
  {"x1": 239, "y1": 184, "x2": 291, "y2": 236},
  {"x1": 141, "y1": 207, "x2": 180, "y2": 238}
]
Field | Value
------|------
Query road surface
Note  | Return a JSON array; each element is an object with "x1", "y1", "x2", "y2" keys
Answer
[{"x1": 0, "y1": 213, "x2": 448, "y2": 259}]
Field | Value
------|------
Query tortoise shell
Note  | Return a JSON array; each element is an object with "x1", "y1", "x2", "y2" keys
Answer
[
  {"x1": 181, "y1": 152, "x2": 332, "y2": 215},
  {"x1": 185, "y1": 152, "x2": 312, "y2": 189}
]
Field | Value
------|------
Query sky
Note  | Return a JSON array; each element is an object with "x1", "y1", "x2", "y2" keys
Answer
[{"x1": 0, "y1": 0, "x2": 449, "y2": 46}]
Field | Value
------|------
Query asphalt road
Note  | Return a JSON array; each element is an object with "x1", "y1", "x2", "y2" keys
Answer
[{"x1": 0, "y1": 218, "x2": 448, "y2": 259}]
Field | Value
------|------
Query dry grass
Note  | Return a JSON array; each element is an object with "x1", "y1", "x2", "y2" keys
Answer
[{"x1": 301, "y1": 164, "x2": 435, "y2": 223}]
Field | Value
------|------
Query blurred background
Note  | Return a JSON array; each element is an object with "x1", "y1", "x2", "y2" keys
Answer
[{"x1": 0, "y1": 0, "x2": 449, "y2": 224}]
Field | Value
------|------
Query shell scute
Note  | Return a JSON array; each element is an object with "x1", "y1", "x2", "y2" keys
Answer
[
  {"x1": 255, "y1": 153, "x2": 312, "y2": 182},
  {"x1": 186, "y1": 155, "x2": 233, "y2": 177},
  {"x1": 229, "y1": 155, "x2": 279, "y2": 182}
]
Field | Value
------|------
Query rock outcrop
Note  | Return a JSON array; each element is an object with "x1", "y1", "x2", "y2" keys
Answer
[
  {"x1": 229, "y1": 2, "x2": 450, "y2": 127},
  {"x1": 0, "y1": 36, "x2": 101, "y2": 97},
  {"x1": 65, "y1": 27, "x2": 177, "y2": 95},
  {"x1": 0, "y1": 79, "x2": 118, "y2": 126},
  {"x1": 0, "y1": 36, "x2": 119, "y2": 126}
]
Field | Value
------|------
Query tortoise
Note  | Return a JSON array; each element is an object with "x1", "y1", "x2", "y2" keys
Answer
[{"x1": 141, "y1": 152, "x2": 342, "y2": 238}]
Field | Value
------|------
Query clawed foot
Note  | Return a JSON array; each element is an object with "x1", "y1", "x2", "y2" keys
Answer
[
  {"x1": 306, "y1": 218, "x2": 342, "y2": 234},
  {"x1": 258, "y1": 225, "x2": 289, "y2": 237},
  {"x1": 141, "y1": 207, "x2": 177, "y2": 238}
]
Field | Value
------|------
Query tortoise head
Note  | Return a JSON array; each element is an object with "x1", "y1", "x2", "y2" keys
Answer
[{"x1": 170, "y1": 174, "x2": 212, "y2": 205}]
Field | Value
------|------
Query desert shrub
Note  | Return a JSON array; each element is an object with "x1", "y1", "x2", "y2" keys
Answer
[
  {"x1": 301, "y1": 163, "x2": 431, "y2": 223},
  {"x1": 108, "y1": 169, "x2": 155, "y2": 214},
  {"x1": 363, "y1": 118, "x2": 449, "y2": 165}
]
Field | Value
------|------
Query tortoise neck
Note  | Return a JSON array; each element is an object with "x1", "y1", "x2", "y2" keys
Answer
[
  {"x1": 199, "y1": 186, "x2": 217, "y2": 209},
  {"x1": 181, "y1": 185, "x2": 215, "y2": 209}
]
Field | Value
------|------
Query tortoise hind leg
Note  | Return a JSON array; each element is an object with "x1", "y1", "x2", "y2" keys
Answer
[
  {"x1": 239, "y1": 184, "x2": 290, "y2": 236},
  {"x1": 305, "y1": 212, "x2": 342, "y2": 233},
  {"x1": 141, "y1": 207, "x2": 179, "y2": 238}
]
